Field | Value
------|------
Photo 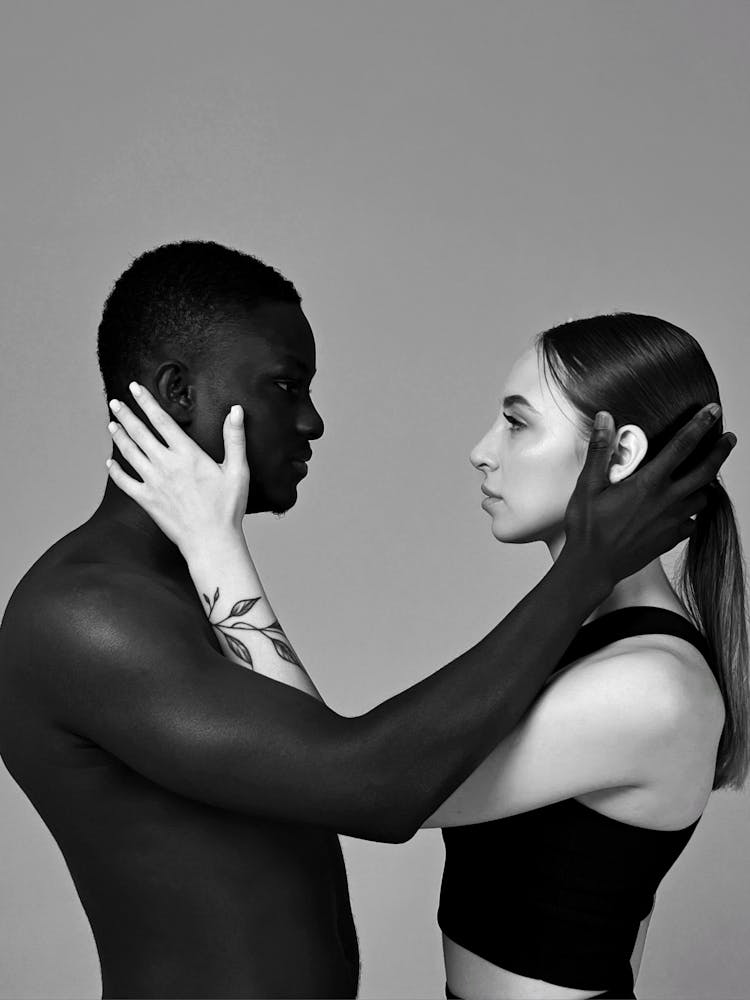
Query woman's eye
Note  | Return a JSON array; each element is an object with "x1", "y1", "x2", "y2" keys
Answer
[{"x1": 503, "y1": 412, "x2": 524, "y2": 433}]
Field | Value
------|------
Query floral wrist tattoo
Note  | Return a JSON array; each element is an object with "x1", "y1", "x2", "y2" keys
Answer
[{"x1": 202, "y1": 587, "x2": 303, "y2": 671}]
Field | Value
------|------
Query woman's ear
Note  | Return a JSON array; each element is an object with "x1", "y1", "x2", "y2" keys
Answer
[{"x1": 607, "y1": 424, "x2": 649, "y2": 484}]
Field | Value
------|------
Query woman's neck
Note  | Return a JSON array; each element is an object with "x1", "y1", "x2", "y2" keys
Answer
[{"x1": 547, "y1": 534, "x2": 688, "y2": 626}]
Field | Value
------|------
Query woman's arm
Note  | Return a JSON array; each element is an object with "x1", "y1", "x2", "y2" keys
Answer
[
  {"x1": 101, "y1": 382, "x2": 732, "y2": 839},
  {"x1": 421, "y1": 647, "x2": 694, "y2": 827},
  {"x1": 184, "y1": 529, "x2": 323, "y2": 700}
]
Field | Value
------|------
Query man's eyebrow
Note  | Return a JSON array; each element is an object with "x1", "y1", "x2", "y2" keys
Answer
[
  {"x1": 272, "y1": 356, "x2": 315, "y2": 377},
  {"x1": 502, "y1": 394, "x2": 541, "y2": 415}
]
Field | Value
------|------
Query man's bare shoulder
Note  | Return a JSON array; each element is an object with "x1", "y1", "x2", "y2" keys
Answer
[
  {"x1": 7, "y1": 556, "x2": 211, "y2": 681},
  {"x1": 45, "y1": 561, "x2": 204, "y2": 637}
]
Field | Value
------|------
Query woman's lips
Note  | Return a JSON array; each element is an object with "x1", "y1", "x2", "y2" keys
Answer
[
  {"x1": 481, "y1": 494, "x2": 504, "y2": 511},
  {"x1": 290, "y1": 459, "x2": 308, "y2": 478}
]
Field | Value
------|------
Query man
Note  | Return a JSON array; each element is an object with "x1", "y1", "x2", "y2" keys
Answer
[{"x1": 0, "y1": 241, "x2": 734, "y2": 999}]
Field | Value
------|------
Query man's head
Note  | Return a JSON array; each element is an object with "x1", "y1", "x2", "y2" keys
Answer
[{"x1": 97, "y1": 240, "x2": 324, "y2": 514}]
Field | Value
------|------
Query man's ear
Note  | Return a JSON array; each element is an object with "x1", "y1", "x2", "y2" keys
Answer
[{"x1": 607, "y1": 424, "x2": 649, "y2": 484}]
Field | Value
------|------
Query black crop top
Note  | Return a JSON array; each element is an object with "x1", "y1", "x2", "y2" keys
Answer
[{"x1": 438, "y1": 606, "x2": 713, "y2": 994}]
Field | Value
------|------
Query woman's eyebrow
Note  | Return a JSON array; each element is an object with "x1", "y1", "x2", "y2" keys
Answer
[{"x1": 502, "y1": 393, "x2": 541, "y2": 415}]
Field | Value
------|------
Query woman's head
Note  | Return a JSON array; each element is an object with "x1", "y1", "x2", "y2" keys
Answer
[
  {"x1": 472, "y1": 312, "x2": 747, "y2": 790},
  {"x1": 471, "y1": 313, "x2": 721, "y2": 550},
  {"x1": 471, "y1": 342, "x2": 649, "y2": 552}
]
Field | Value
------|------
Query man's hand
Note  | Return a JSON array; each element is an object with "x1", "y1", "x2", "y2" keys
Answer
[{"x1": 563, "y1": 405, "x2": 736, "y2": 591}]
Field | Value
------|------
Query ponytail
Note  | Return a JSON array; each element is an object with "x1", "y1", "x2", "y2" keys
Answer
[{"x1": 675, "y1": 480, "x2": 750, "y2": 789}]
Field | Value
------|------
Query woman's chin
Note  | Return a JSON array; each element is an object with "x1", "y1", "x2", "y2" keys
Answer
[
  {"x1": 490, "y1": 522, "x2": 521, "y2": 543},
  {"x1": 489, "y1": 517, "x2": 539, "y2": 545}
]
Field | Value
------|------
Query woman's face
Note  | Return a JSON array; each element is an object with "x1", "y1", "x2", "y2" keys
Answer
[{"x1": 470, "y1": 346, "x2": 589, "y2": 551}]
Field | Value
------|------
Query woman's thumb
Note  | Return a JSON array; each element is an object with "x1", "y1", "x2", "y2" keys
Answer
[{"x1": 223, "y1": 404, "x2": 246, "y2": 470}]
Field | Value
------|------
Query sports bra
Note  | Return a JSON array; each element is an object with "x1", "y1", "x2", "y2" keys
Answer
[{"x1": 438, "y1": 605, "x2": 714, "y2": 994}]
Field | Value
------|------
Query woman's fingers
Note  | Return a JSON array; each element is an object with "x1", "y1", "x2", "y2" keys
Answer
[
  {"x1": 129, "y1": 381, "x2": 195, "y2": 450},
  {"x1": 222, "y1": 405, "x2": 249, "y2": 478},
  {"x1": 110, "y1": 381, "x2": 188, "y2": 456},
  {"x1": 105, "y1": 457, "x2": 146, "y2": 500},
  {"x1": 108, "y1": 395, "x2": 170, "y2": 460},
  {"x1": 108, "y1": 420, "x2": 151, "y2": 479}
]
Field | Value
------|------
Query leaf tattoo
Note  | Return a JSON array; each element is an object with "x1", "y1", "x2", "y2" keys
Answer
[
  {"x1": 223, "y1": 632, "x2": 254, "y2": 667},
  {"x1": 229, "y1": 597, "x2": 261, "y2": 617},
  {"x1": 203, "y1": 585, "x2": 306, "y2": 676},
  {"x1": 271, "y1": 636, "x2": 303, "y2": 667}
]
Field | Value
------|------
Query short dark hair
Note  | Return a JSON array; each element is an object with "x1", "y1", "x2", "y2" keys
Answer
[{"x1": 96, "y1": 240, "x2": 301, "y2": 402}]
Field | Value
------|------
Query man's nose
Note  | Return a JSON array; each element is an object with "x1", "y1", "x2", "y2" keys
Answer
[{"x1": 300, "y1": 400, "x2": 324, "y2": 440}]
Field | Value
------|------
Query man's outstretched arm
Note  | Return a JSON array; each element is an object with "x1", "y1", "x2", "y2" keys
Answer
[
  {"x1": 44, "y1": 405, "x2": 732, "y2": 843},
  {"x1": 42, "y1": 544, "x2": 606, "y2": 845}
]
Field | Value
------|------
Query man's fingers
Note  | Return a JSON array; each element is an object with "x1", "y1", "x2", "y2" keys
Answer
[
  {"x1": 668, "y1": 432, "x2": 736, "y2": 500},
  {"x1": 577, "y1": 411, "x2": 615, "y2": 492},
  {"x1": 646, "y1": 404, "x2": 723, "y2": 486},
  {"x1": 670, "y1": 485, "x2": 713, "y2": 523}
]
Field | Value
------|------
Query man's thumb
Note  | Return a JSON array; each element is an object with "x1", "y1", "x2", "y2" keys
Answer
[{"x1": 578, "y1": 411, "x2": 615, "y2": 490}]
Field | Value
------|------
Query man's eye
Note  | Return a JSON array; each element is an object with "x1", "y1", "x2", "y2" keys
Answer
[
  {"x1": 275, "y1": 380, "x2": 300, "y2": 395},
  {"x1": 503, "y1": 412, "x2": 524, "y2": 432}
]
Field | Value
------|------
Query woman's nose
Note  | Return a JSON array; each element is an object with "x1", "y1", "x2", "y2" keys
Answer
[{"x1": 470, "y1": 431, "x2": 499, "y2": 471}]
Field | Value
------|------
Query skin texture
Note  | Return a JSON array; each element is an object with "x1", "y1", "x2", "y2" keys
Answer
[{"x1": 0, "y1": 304, "x2": 733, "y2": 999}]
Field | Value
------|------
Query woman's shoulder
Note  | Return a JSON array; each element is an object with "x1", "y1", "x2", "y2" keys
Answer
[
  {"x1": 565, "y1": 610, "x2": 724, "y2": 823},
  {"x1": 611, "y1": 608, "x2": 725, "y2": 732},
  {"x1": 552, "y1": 602, "x2": 725, "y2": 748}
]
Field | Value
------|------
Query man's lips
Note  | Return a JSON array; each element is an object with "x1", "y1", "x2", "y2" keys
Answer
[{"x1": 290, "y1": 451, "x2": 312, "y2": 478}]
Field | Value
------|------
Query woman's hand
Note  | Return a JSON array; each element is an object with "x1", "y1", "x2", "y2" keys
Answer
[{"x1": 105, "y1": 381, "x2": 250, "y2": 554}]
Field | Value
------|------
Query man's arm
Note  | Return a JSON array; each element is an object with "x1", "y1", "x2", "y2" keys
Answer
[
  {"x1": 39, "y1": 550, "x2": 606, "y2": 845},
  {"x1": 421, "y1": 646, "x2": 721, "y2": 827},
  {"x1": 44, "y1": 405, "x2": 731, "y2": 844}
]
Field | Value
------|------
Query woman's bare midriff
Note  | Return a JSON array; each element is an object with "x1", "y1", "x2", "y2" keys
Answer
[{"x1": 443, "y1": 626, "x2": 722, "y2": 1000}]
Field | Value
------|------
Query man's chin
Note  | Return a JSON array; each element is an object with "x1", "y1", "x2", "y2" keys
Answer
[{"x1": 246, "y1": 484, "x2": 298, "y2": 516}]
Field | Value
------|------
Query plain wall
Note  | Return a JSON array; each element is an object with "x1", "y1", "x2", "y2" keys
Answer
[{"x1": 1, "y1": 2, "x2": 748, "y2": 997}]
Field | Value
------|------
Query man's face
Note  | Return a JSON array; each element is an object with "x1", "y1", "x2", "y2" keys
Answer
[{"x1": 181, "y1": 302, "x2": 324, "y2": 514}]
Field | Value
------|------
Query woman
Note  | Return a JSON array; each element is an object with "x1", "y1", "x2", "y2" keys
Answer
[{"x1": 104, "y1": 311, "x2": 748, "y2": 999}]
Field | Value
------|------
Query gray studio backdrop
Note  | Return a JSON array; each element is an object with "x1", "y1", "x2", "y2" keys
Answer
[{"x1": 1, "y1": 3, "x2": 749, "y2": 998}]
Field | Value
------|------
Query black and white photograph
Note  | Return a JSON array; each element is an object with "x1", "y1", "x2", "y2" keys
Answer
[{"x1": 0, "y1": 3, "x2": 748, "y2": 998}]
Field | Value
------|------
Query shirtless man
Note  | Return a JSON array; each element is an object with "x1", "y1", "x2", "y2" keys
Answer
[{"x1": 0, "y1": 241, "x2": 734, "y2": 999}]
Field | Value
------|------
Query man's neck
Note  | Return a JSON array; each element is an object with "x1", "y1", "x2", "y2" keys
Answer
[{"x1": 87, "y1": 480, "x2": 188, "y2": 577}]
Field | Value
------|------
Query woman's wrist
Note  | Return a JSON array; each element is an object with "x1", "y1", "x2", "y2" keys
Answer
[
  {"x1": 179, "y1": 525, "x2": 250, "y2": 566},
  {"x1": 178, "y1": 524, "x2": 323, "y2": 700}
]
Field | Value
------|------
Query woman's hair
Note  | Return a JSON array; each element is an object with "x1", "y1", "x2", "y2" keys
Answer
[{"x1": 535, "y1": 312, "x2": 748, "y2": 791}]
